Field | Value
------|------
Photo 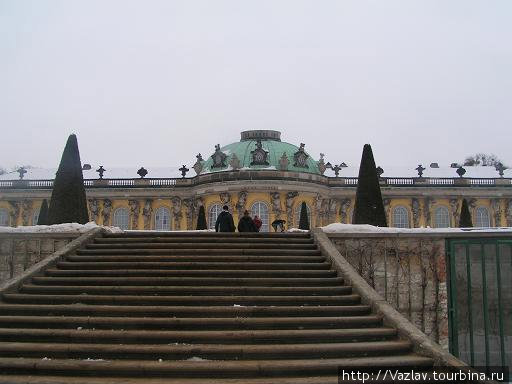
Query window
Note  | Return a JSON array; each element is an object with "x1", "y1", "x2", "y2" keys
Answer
[
  {"x1": 208, "y1": 204, "x2": 222, "y2": 230},
  {"x1": 294, "y1": 203, "x2": 311, "y2": 228},
  {"x1": 154, "y1": 207, "x2": 171, "y2": 231},
  {"x1": 0, "y1": 209, "x2": 8, "y2": 227},
  {"x1": 475, "y1": 207, "x2": 490, "y2": 228},
  {"x1": 32, "y1": 209, "x2": 40, "y2": 225},
  {"x1": 113, "y1": 208, "x2": 130, "y2": 230},
  {"x1": 392, "y1": 206, "x2": 410, "y2": 228},
  {"x1": 251, "y1": 201, "x2": 269, "y2": 232},
  {"x1": 434, "y1": 206, "x2": 451, "y2": 228}
]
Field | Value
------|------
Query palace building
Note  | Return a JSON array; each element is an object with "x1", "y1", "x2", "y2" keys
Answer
[{"x1": 0, "y1": 130, "x2": 511, "y2": 230}]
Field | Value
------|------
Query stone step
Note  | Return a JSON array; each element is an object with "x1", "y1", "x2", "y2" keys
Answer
[
  {"x1": 0, "y1": 304, "x2": 370, "y2": 318},
  {"x1": 66, "y1": 255, "x2": 327, "y2": 263},
  {"x1": 86, "y1": 243, "x2": 318, "y2": 250},
  {"x1": 103, "y1": 232, "x2": 311, "y2": 239},
  {"x1": 76, "y1": 249, "x2": 322, "y2": 256},
  {"x1": 43, "y1": 269, "x2": 338, "y2": 278},
  {"x1": 0, "y1": 315, "x2": 381, "y2": 330},
  {"x1": 0, "y1": 327, "x2": 394, "y2": 344},
  {"x1": 0, "y1": 341, "x2": 412, "y2": 360},
  {"x1": 2, "y1": 293, "x2": 360, "y2": 306},
  {"x1": 55, "y1": 261, "x2": 332, "y2": 271},
  {"x1": 20, "y1": 285, "x2": 352, "y2": 296},
  {"x1": 95, "y1": 237, "x2": 314, "y2": 244},
  {"x1": 0, "y1": 355, "x2": 433, "y2": 377},
  {"x1": 36, "y1": 275, "x2": 345, "y2": 286}
]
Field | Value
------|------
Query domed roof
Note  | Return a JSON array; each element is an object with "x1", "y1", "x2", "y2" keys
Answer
[{"x1": 200, "y1": 130, "x2": 320, "y2": 175}]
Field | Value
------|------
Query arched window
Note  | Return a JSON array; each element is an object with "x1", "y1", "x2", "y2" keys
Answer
[
  {"x1": 251, "y1": 201, "x2": 269, "y2": 232},
  {"x1": 434, "y1": 206, "x2": 451, "y2": 228},
  {"x1": 392, "y1": 206, "x2": 410, "y2": 228},
  {"x1": 294, "y1": 203, "x2": 311, "y2": 228},
  {"x1": 208, "y1": 204, "x2": 222, "y2": 230},
  {"x1": 0, "y1": 209, "x2": 8, "y2": 227},
  {"x1": 113, "y1": 208, "x2": 130, "y2": 230},
  {"x1": 154, "y1": 207, "x2": 171, "y2": 231},
  {"x1": 475, "y1": 207, "x2": 490, "y2": 228},
  {"x1": 32, "y1": 209, "x2": 40, "y2": 226}
]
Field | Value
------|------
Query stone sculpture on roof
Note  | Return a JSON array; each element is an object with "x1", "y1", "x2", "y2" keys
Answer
[
  {"x1": 211, "y1": 144, "x2": 227, "y2": 168},
  {"x1": 250, "y1": 139, "x2": 269, "y2": 166},
  {"x1": 293, "y1": 143, "x2": 309, "y2": 168}
]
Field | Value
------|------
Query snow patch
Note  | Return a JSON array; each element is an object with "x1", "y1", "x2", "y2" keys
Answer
[
  {"x1": 185, "y1": 356, "x2": 209, "y2": 361},
  {"x1": 287, "y1": 228, "x2": 310, "y2": 233},
  {"x1": 321, "y1": 223, "x2": 512, "y2": 234},
  {"x1": 0, "y1": 222, "x2": 123, "y2": 234}
]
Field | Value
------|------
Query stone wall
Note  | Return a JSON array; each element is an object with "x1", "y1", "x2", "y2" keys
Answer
[
  {"x1": 0, "y1": 233, "x2": 79, "y2": 284},
  {"x1": 327, "y1": 233, "x2": 449, "y2": 349}
]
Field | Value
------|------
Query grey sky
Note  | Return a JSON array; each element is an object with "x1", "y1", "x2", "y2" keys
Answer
[{"x1": 1, "y1": 0, "x2": 511, "y2": 171}]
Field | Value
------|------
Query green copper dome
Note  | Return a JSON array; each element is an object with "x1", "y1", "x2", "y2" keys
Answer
[{"x1": 200, "y1": 130, "x2": 321, "y2": 175}]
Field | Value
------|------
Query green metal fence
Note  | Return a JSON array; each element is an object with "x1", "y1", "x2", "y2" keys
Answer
[{"x1": 448, "y1": 238, "x2": 512, "y2": 374}]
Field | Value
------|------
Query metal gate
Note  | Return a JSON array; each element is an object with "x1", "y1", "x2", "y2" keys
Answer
[{"x1": 448, "y1": 238, "x2": 512, "y2": 374}]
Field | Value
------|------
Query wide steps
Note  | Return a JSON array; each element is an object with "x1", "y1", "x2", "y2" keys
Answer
[
  {"x1": 66, "y1": 255, "x2": 327, "y2": 262},
  {"x1": 20, "y1": 284, "x2": 352, "y2": 296},
  {"x1": 55, "y1": 261, "x2": 332, "y2": 270},
  {"x1": 0, "y1": 355, "x2": 434, "y2": 377},
  {"x1": 86, "y1": 242, "x2": 318, "y2": 250},
  {"x1": 0, "y1": 327, "x2": 395, "y2": 344},
  {"x1": 35, "y1": 275, "x2": 345, "y2": 286},
  {"x1": 76, "y1": 248, "x2": 322, "y2": 255},
  {"x1": 0, "y1": 315, "x2": 381, "y2": 330},
  {"x1": 0, "y1": 304, "x2": 370, "y2": 317}
]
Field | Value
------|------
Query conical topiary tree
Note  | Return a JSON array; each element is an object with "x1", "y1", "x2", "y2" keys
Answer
[
  {"x1": 48, "y1": 134, "x2": 89, "y2": 224},
  {"x1": 352, "y1": 144, "x2": 387, "y2": 226},
  {"x1": 196, "y1": 205, "x2": 207, "y2": 230},
  {"x1": 36, "y1": 199, "x2": 49, "y2": 225},
  {"x1": 459, "y1": 198, "x2": 473, "y2": 227},
  {"x1": 298, "y1": 202, "x2": 310, "y2": 230}
]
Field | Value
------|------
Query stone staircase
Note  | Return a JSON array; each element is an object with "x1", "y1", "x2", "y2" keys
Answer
[{"x1": 0, "y1": 231, "x2": 442, "y2": 383}]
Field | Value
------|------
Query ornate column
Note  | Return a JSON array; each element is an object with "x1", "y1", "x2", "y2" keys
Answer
[
  {"x1": 423, "y1": 198, "x2": 434, "y2": 227},
  {"x1": 171, "y1": 197, "x2": 182, "y2": 230},
  {"x1": 128, "y1": 200, "x2": 140, "y2": 230},
  {"x1": 8, "y1": 201, "x2": 20, "y2": 227},
  {"x1": 235, "y1": 191, "x2": 248, "y2": 219},
  {"x1": 21, "y1": 200, "x2": 33, "y2": 226},
  {"x1": 491, "y1": 198, "x2": 503, "y2": 227},
  {"x1": 506, "y1": 199, "x2": 512, "y2": 227},
  {"x1": 142, "y1": 199, "x2": 153, "y2": 230},
  {"x1": 270, "y1": 192, "x2": 282, "y2": 219},
  {"x1": 285, "y1": 192, "x2": 298, "y2": 226},
  {"x1": 382, "y1": 199, "x2": 391, "y2": 226},
  {"x1": 88, "y1": 198, "x2": 100, "y2": 224},
  {"x1": 411, "y1": 198, "x2": 421, "y2": 228},
  {"x1": 339, "y1": 198, "x2": 352, "y2": 224},
  {"x1": 182, "y1": 198, "x2": 193, "y2": 230},
  {"x1": 449, "y1": 198, "x2": 459, "y2": 227},
  {"x1": 220, "y1": 193, "x2": 232, "y2": 212},
  {"x1": 102, "y1": 199, "x2": 112, "y2": 226},
  {"x1": 328, "y1": 199, "x2": 338, "y2": 224}
]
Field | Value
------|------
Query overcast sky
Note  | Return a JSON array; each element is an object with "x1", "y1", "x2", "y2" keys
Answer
[{"x1": 1, "y1": 0, "x2": 511, "y2": 171}]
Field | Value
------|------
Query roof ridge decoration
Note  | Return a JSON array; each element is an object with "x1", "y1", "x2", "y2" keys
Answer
[
  {"x1": 293, "y1": 143, "x2": 309, "y2": 168},
  {"x1": 250, "y1": 139, "x2": 270, "y2": 166},
  {"x1": 193, "y1": 154, "x2": 204, "y2": 175},
  {"x1": 211, "y1": 144, "x2": 227, "y2": 169}
]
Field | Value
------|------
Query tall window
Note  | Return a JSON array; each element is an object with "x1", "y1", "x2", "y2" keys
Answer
[
  {"x1": 0, "y1": 209, "x2": 8, "y2": 227},
  {"x1": 475, "y1": 207, "x2": 490, "y2": 228},
  {"x1": 434, "y1": 206, "x2": 451, "y2": 228},
  {"x1": 294, "y1": 203, "x2": 311, "y2": 228},
  {"x1": 32, "y1": 209, "x2": 40, "y2": 225},
  {"x1": 392, "y1": 206, "x2": 410, "y2": 228},
  {"x1": 154, "y1": 207, "x2": 171, "y2": 231},
  {"x1": 208, "y1": 204, "x2": 222, "y2": 230},
  {"x1": 251, "y1": 201, "x2": 269, "y2": 232},
  {"x1": 113, "y1": 208, "x2": 130, "y2": 230}
]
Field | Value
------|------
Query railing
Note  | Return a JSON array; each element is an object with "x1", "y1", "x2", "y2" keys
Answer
[{"x1": 0, "y1": 174, "x2": 511, "y2": 189}]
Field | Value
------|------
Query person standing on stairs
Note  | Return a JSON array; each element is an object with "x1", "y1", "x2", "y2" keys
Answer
[
  {"x1": 215, "y1": 205, "x2": 235, "y2": 232},
  {"x1": 237, "y1": 210, "x2": 258, "y2": 232}
]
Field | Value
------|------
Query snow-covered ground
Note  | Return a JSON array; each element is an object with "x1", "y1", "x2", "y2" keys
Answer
[
  {"x1": 0, "y1": 222, "x2": 122, "y2": 233},
  {"x1": 320, "y1": 223, "x2": 512, "y2": 234}
]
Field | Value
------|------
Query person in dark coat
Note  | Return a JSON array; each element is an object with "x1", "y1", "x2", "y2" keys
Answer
[
  {"x1": 215, "y1": 205, "x2": 235, "y2": 232},
  {"x1": 238, "y1": 210, "x2": 257, "y2": 232}
]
